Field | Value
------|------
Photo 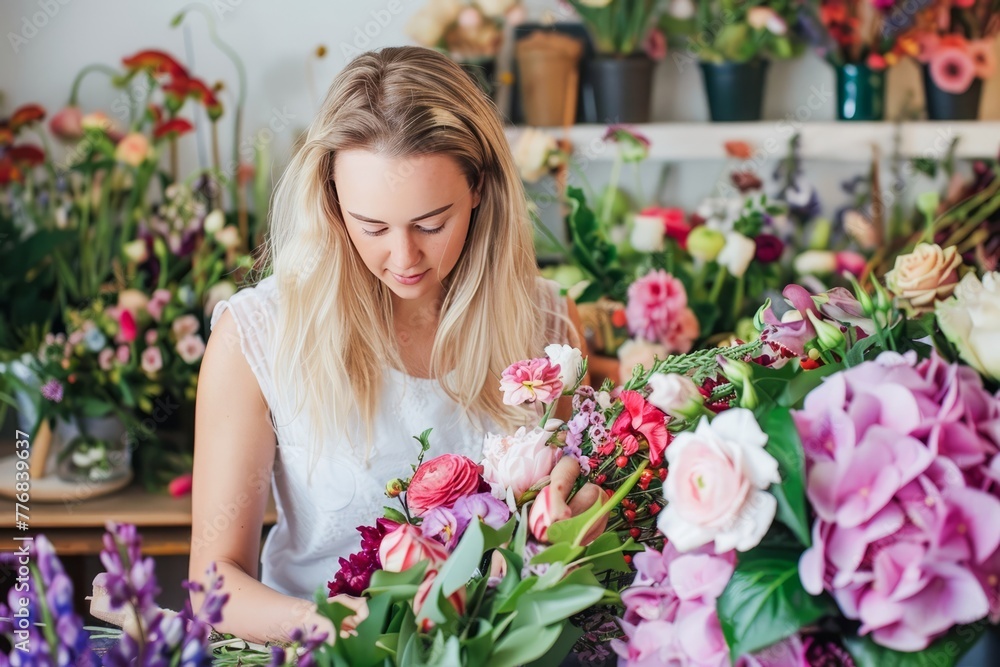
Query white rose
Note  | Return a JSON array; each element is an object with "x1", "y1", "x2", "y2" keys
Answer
[
  {"x1": 618, "y1": 338, "x2": 668, "y2": 384},
  {"x1": 481, "y1": 426, "x2": 562, "y2": 509},
  {"x1": 936, "y1": 272, "x2": 1000, "y2": 381},
  {"x1": 794, "y1": 249, "x2": 837, "y2": 275},
  {"x1": 513, "y1": 128, "x2": 557, "y2": 183},
  {"x1": 717, "y1": 232, "x2": 756, "y2": 278},
  {"x1": 544, "y1": 343, "x2": 584, "y2": 390},
  {"x1": 669, "y1": 0, "x2": 695, "y2": 19},
  {"x1": 657, "y1": 408, "x2": 780, "y2": 553},
  {"x1": 474, "y1": 0, "x2": 516, "y2": 18},
  {"x1": 629, "y1": 214, "x2": 665, "y2": 253},
  {"x1": 647, "y1": 372, "x2": 703, "y2": 421}
]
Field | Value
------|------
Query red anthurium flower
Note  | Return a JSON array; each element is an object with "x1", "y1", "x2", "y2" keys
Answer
[
  {"x1": 610, "y1": 389, "x2": 670, "y2": 466},
  {"x1": 9, "y1": 144, "x2": 45, "y2": 166},
  {"x1": 122, "y1": 49, "x2": 189, "y2": 79},
  {"x1": 154, "y1": 118, "x2": 194, "y2": 140},
  {"x1": 9, "y1": 104, "x2": 46, "y2": 132}
]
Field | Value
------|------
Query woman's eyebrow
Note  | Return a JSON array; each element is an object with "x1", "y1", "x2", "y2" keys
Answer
[{"x1": 347, "y1": 203, "x2": 453, "y2": 224}]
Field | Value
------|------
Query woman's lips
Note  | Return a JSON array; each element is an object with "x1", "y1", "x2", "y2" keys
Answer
[{"x1": 390, "y1": 269, "x2": 429, "y2": 285}]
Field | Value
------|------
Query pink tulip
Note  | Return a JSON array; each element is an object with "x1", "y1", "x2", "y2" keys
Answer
[{"x1": 378, "y1": 524, "x2": 449, "y2": 574}]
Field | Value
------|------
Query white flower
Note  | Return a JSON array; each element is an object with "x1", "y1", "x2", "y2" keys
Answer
[
  {"x1": 669, "y1": 0, "x2": 695, "y2": 19},
  {"x1": 595, "y1": 390, "x2": 612, "y2": 410},
  {"x1": 647, "y1": 372, "x2": 703, "y2": 420},
  {"x1": 629, "y1": 214, "x2": 665, "y2": 253},
  {"x1": 176, "y1": 334, "x2": 206, "y2": 364},
  {"x1": 214, "y1": 226, "x2": 241, "y2": 249},
  {"x1": 794, "y1": 250, "x2": 837, "y2": 275},
  {"x1": 204, "y1": 281, "x2": 237, "y2": 317},
  {"x1": 481, "y1": 426, "x2": 562, "y2": 509},
  {"x1": 936, "y1": 272, "x2": 1000, "y2": 381},
  {"x1": 657, "y1": 408, "x2": 780, "y2": 553},
  {"x1": 513, "y1": 128, "x2": 557, "y2": 183},
  {"x1": 123, "y1": 239, "x2": 148, "y2": 264},
  {"x1": 204, "y1": 209, "x2": 225, "y2": 234},
  {"x1": 544, "y1": 344, "x2": 583, "y2": 391},
  {"x1": 717, "y1": 232, "x2": 756, "y2": 278}
]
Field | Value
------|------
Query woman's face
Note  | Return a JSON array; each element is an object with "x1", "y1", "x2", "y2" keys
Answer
[{"x1": 335, "y1": 150, "x2": 480, "y2": 306}]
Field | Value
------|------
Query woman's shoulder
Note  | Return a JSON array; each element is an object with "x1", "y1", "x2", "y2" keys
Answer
[{"x1": 209, "y1": 275, "x2": 280, "y2": 334}]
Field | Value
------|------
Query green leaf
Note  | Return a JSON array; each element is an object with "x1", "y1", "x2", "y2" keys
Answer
[
  {"x1": 524, "y1": 623, "x2": 585, "y2": 667},
  {"x1": 546, "y1": 463, "x2": 648, "y2": 546},
  {"x1": 758, "y1": 408, "x2": 810, "y2": 547},
  {"x1": 366, "y1": 561, "x2": 427, "y2": 599},
  {"x1": 382, "y1": 506, "x2": 407, "y2": 525},
  {"x1": 487, "y1": 624, "x2": 563, "y2": 667},
  {"x1": 845, "y1": 334, "x2": 880, "y2": 368},
  {"x1": 717, "y1": 542, "x2": 834, "y2": 661},
  {"x1": 509, "y1": 584, "x2": 607, "y2": 632},
  {"x1": 778, "y1": 363, "x2": 840, "y2": 407},
  {"x1": 530, "y1": 542, "x2": 585, "y2": 566},
  {"x1": 844, "y1": 624, "x2": 986, "y2": 667}
]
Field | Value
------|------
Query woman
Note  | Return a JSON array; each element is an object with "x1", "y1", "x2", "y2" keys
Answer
[{"x1": 189, "y1": 46, "x2": 593, "y2": 643}]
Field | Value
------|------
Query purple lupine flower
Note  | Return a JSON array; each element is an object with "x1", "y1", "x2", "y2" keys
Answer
[
  {"x1": 40, "y1": 379, "x2": 63, "y2": 402},
  {"x1": 286, "y1": 624, "x2": 329, "y2": 667}
]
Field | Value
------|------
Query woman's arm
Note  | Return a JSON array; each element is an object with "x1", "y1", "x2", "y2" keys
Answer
[{"x1": 189, "y1": 309, "x2": 333, "y2": 644}]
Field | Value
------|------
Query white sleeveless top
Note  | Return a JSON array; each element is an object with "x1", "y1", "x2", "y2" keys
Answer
[{"x1": 210, "y1": 275, "x2": 569, "y2": 600}]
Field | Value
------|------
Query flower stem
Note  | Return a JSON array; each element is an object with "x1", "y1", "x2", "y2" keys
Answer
[{"x1": 572, "y1": 460, "x2": 648, "y2": 549}]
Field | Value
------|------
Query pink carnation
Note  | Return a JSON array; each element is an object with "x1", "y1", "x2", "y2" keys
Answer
[
  {"x1": 499, "y1": 357, "x2": 563, "y2": 405},
  {"x1": 625, "y1": 270, "x2": 699, "y2": 353},
  {"x1": 796, "y1": 351, "x2": 1000, "y2": 651}
]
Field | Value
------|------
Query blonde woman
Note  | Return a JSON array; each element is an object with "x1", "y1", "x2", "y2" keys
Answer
[{"x1": 190, "y1": 46, "x2": 595, "y2": 644}]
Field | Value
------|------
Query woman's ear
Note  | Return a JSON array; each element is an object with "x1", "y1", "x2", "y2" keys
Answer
[{"x1": 471, "y1": 174, "x2": 484, "y2": 210}]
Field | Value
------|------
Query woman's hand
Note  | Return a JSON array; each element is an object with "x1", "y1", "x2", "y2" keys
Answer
[{"x1": 309, "y1": 594, "x2": 370, "y2": 644}]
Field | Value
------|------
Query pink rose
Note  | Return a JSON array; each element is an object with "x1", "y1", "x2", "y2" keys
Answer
[
  {"x1": 141, "y1": 346, "x2": 163, "y2": 374},
  {"x1": 406, "y1": 454, "x2": 482, "y2": 517},
  {"x1": 481, "y1": 426, "x2": 562, "y2": 507},
  {"x1": 147, "y1": 289, "x2": 172, "y2": 322},
  {"x1": 171, "y1": 314, "x2": 200, "y2": 340},
  {"x1": 886, "y1": 243, "x2": 963, "y2": 314},
  {"x1": 499, "y1": 357, "x2": 563, "y2": 405},
  {"x1": 145, "y1": 329, "x2": 158, "y2": 346},
  {"x1": 378, "y1": 524, "x2": 449, "y2": 573},
  {"x1": 412, "y1": 569, "x2": 466, "y2": 631},
  {"x1": 658, "y1": 408, "x2": 780, "y2": 553},
  {"x1": 176, "y1": 335, "x2": 205, "y2": 364}
]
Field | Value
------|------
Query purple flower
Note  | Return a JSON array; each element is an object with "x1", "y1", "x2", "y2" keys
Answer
[
  {"x1": 327, "y1": 520, "x2": 394, "y2": 598},
  {"x1": 422, "y1": 506, "x2": 460, "y2": 549},
  {"x1": 453, "y1": 492, "x2": 511, "y2": 534},
  {"x1": 41, "y1": 378, "x2": 63, "y2": 402}
]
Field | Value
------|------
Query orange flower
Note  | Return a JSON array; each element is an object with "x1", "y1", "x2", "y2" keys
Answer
[
  {"x1": 724, "y1": 140, "x2": 754, "y2": 160},
  {"x1": 122, "y1": 49, "x2": 189, "y2": 78},
  {"x1": 969, "y1": 40, "x2": 996, "y2": 79},
  {"x1": 9, "y1": 104, "x2": 45, "y2": 132},
  {"x1": 153, "y1": 118, "x2": 194, "y2": 140}
]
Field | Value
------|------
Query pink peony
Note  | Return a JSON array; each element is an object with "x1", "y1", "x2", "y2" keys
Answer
[
  {"x1": 626, "y1": 270, "x2": 699, "y2": 353},
  {"x1": 176, "y1": 334, "x2": 205, "y2": 364},
  {"x1": 499, "y1": 357, "x2": 563, "y2": 405},
  {"x1": 796, "y1": 351, "x2": 1000, "y2": 651},
  {"x1": 405, "y1": 454, "x2": 482, "y2": 517},
  {"x1": 171, "y1": 314, "x2": 200, "y2": 340},
  {"x1": 481, "y1": 426, "x2": 562, "y2": 507}
]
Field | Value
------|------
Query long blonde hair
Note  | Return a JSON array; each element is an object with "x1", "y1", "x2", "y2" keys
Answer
[{"x1": 263, "y1": 46, "x2": 553, "y2": 463}]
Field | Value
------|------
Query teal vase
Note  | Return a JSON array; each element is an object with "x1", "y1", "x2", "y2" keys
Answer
[{"x1": 835, "y1": 63, "x2": 886, "y2": 121}]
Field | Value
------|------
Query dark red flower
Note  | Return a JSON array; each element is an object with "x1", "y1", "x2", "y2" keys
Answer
[
  {"x1": 754, "y1": 233, "x2": 784, "y2": 263},
  {"x1": 9, "y1": 144, "x2": 45, "y2": 166},
  {"x1": 122, "y1": 49, "x2": 189, "y2": 79},
  {"x1": 731, "y1": 170, "x2": 762, "y2": 193},
  {"x1": 610, "y1": 390, "x2": 670, "y2": 466},
  {"x1": 153, "y1": 118, "x2": 194, "y2": 140},
  {"x1": 9, "y1": 104, "x2": 45, "y2": 132}
]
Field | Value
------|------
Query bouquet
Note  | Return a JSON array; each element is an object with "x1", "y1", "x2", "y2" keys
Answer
[
  {"x1": 799, "y1": 0, "x2": 926, "y2": 68},
  {"x1": 912, "y1": 0, "x2": 1000, "y2": 94},
  {"x1": 406, "y1": 0, "x2": 526, "y2": 62},
  {"x1": 661, "y1": 0, "x2": 807, "y2": 63}
]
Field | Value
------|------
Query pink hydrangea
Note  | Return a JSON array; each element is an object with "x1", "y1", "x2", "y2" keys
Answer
[
  {"x1": 498, "y1": 357, "x2": 563, "y2": 405},
  {"x1": 612, "y1": 543, "x2": 736, "y2": 667},
  {"x1": 625, "y1": 270, "x2": 700, "y2": 353},
  {"x1": 795, "y1": 351, "x2": 1000, "y2": 652}
]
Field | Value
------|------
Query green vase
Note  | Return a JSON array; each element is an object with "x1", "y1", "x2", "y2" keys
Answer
[
  {"x1": 700, "y1": 60, "x2": 769, "y2": 122},
  {"x1": 835, "y1": 63, "x2": 886, "y2": 121}
]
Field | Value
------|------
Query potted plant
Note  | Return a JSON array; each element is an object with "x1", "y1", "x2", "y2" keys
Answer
[
  {"x1": 406, "y1": 0, "x2": 527, "y2": 99},
  {"x1": 663, "y1": 0, "x2": 806, "y2": 121},
  {"x1": 911, "y1": 0, "x2": 999, "y2": 120},
  {"x1": 566, "y1": 0, "x2": 665, "y2": 123},
  {"x1": 801, "y1": 0, "x2": 923, "y2": 120}
]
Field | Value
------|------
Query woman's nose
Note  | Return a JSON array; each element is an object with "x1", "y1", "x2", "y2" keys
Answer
[{"x1": 391, "y1": 231, "x2": 421, "y2": 270}]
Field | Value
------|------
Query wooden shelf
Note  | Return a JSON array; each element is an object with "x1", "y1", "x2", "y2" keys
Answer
[{"x1": 506, "y1": 121, "x2": 1000, "y2": 161}]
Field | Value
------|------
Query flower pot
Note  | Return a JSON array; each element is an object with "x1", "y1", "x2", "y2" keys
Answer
[
  {"x1": 515, "y1": 31, "x2": 584, "y2": 127},
  {"x1": 53, "y1": 414, "x2": 132, "y2": 484},
  {"x1": 835, "y1": 63, "x2": 886, "y2": 121},
  {"x1": 460, "y1": 58, "x2": 496, "y2": 99},
  {"x1": 922, "y1": 64, "x2": 982, "y2": 120},
  {"x1": 587, "y1": 55, "x2": 655, "y2": 123},
  {"x1": 699, "y1": 60, "x2": 769, "y2": 122}
]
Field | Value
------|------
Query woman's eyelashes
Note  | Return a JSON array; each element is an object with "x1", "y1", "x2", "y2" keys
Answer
[{"x1": 360, "y1": 224, "x2": 446, "y2": 237}]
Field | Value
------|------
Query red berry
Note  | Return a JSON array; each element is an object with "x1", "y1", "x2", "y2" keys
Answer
[
  {"x1": 658, "y1": 468, "x2": 668, "y2": 481},
  {"x1": 616, "y1": 455, "x2": 628, "y2": 468},
  {"x1": 623, "y1": 554, "x2": 632, "y2": 565},
  {"x1": 594, "y1": 474, "x2": 607, "y2": 485},
  {"x1": 648, "y1": 503, "x2": 661, "y2": 515},
  {"x1": 622, "y1": 499, "x2": 636, "y2": 510},
  {"x1": 624, "y1": 509, "x2": 637, "y2": 523},
  {"x1": 638, "y1": 478, "x2": 651, "y2": 491},
  {"x1": 629, "y1": 527, "x2": 641, "y2": 539}
]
